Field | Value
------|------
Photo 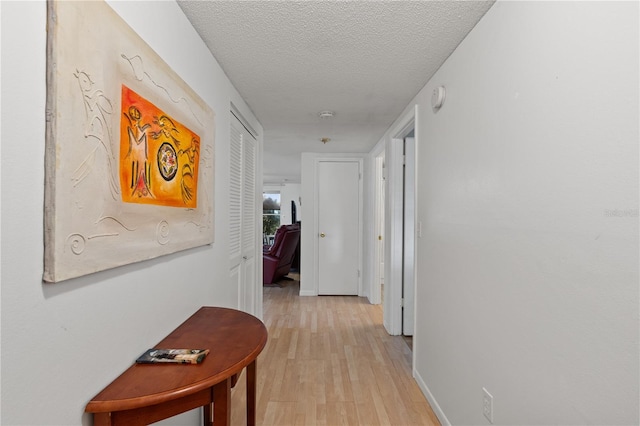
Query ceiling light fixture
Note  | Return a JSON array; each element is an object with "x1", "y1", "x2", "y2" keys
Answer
[
  {"x1": 318, "y1": 110, "x2": 335, "y2": 119},
  {"x1": 319, "y1": 111, "x2": 334, "y2": 145}
]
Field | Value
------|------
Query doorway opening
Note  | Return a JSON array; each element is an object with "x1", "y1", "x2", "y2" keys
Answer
[
  {"x1": 262, "y1": 191, "x2": 281, "y2": 246},
  {"x1": 401, "y1": 130, "x2": 416, "y2": 352},
  {"x1": 381, "y1": 107, "x2": 417, "y2": 342}
]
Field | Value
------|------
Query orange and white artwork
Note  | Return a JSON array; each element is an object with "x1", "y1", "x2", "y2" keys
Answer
[
  {"x1": 120, "y1": 85, "x2": 201, "y2": 208},
  {"x1": 44, "y1": 0, "x2": 215, "y2": 282}
]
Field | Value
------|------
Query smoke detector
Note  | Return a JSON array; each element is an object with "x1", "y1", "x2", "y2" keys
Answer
[{"x1": 318, "y1": 110, "x2": 335, "y2": 119}]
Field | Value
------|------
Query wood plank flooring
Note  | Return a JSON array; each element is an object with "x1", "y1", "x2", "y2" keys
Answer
[{"x1": 230, "y1": 277, "x2": 440, "y2": 425}]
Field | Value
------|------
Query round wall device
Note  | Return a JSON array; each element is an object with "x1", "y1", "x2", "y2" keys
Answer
[{"x1": 431, "y1": 86, "x2": 446, "y2": 111}]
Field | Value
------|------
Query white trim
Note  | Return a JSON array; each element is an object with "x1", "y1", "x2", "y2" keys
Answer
[
  {"x1": 411, "y1": 104, "x2": 420, "y2": 370},
  {"x1": 383, "y1": 106, "x2": 416, "y2": 335},
  {"x1": 254, "y1": 128, "x2": 264, "y2": 320},
  {"x1": 370, "y1": 153, "x2": 385, "y2": 305},
  {"x1": 312, "y1": 158, "x2": 319, "y2": 295},
  {"x1": 402, "y1": 135, "x2": 416, "y2": 336},
  {"x1": 393, "y1": 115, "x2": 416, "y2": 142},
  {"x1": 384, "y1": 138, "x2": 404, "y2": 335},
  {"x1": 230, "y1": 102, "x2": 258, "y2": 139},
  {"x1": 414, "y1": 369, "x2": 451, "y2": 426}
]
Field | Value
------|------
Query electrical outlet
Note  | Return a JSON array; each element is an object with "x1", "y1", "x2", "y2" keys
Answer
[{"x1": 482, "y1": 387, "x2": 494, "y2": 423}]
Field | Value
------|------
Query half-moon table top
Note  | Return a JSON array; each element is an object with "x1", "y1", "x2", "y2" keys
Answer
[{"x1": 86, "y1": 306, "x2": 268, "y2": 414}]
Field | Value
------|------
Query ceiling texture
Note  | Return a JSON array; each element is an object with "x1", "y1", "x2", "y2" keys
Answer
[{"x1": 178, "y1": 1, "x2": 495, "y2": 184}]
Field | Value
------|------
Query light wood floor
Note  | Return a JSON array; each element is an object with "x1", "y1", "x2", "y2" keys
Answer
[{"x1": 229, "y1": 278, "x2": 441, "y2": 425}]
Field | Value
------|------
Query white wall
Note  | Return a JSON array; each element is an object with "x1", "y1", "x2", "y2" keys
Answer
[
  {"x1": 300, "y1": 154, "x2": 316, "y2": 295},
  {"x1": 0, "y1": 2, "x2": 262, "y2": 425},
  {"x1": 375, "y1": 1, "x2": 639, "y2": 424}
]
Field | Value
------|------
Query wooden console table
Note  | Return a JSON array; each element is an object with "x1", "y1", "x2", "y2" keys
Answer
[{"x1": 86, "y1": 307, "x2": 268, "y2": 426}]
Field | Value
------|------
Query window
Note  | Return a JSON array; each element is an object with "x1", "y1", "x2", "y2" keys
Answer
[{"x1": 263, "y1": 192, "x2": 281, "y2": 245}]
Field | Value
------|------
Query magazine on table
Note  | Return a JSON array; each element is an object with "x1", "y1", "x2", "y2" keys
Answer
[{"x1": 136, "y1": 348, "x2": 209, "y2": 364}]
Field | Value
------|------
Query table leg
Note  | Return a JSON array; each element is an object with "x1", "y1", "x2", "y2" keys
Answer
[
  {"x1": 93, "y1": 413, "x2": 113, "y2": 426},
  {"x1": 203, "y1": 399, "x2": 212, "y2": 426},
  {"x1": 213, "y1": 378, "x2": 231, "y2": 425},
  {"x1": 247, "y1": 360, "x2": 257, "y2": 426}
]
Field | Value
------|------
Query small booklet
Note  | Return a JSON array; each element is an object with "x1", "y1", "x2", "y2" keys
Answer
[{"x1": 136, "y1": 348, "x2": 209, "y2": 364}]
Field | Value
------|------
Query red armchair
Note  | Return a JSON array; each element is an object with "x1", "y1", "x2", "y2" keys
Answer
[{"x1": 263, "y1": 224, "x2": 300, "y2": 284}]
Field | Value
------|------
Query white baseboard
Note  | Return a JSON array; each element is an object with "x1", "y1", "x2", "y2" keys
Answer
[
  {"x1": 298, "y1": 290, "x2": 317, "y2": 296},
  {"x1": 414, "y1": 368, "x2": 451, "y2": 426}
]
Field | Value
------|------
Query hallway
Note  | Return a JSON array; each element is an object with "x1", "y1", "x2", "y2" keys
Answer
[{"x1": 230, "y1": 278, "x2": 440, "y2": 425}]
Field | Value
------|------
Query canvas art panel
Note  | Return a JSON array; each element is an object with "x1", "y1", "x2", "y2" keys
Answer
[{"x1": 44, "y1": 0, "x2": 215, "y2": 282}]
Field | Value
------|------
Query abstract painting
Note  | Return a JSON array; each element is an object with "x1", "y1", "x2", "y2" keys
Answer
[
  {"x1": 44, "y1": 0, "x2": 215, "y2": 282},
  {"x1": 119, "y1": 85, "x2": 201, "y2": 208}
]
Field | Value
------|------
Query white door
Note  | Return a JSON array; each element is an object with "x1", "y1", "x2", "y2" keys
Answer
[
  {"x1": 229, "y1": 112, "x2": 258, "y2": 314},
  {"x1": 318, "y1": 160, "x2": 361, "y2": 295}
]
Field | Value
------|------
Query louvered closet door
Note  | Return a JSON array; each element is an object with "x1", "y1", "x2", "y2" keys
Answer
[
  {"x1": 229, "y1": 113, "x2": 257, "y2": 314},
  {"x1": 229, "y1": 118, "x2": 243, "y2": 267}
]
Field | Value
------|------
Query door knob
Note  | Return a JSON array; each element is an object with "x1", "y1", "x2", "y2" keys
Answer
[{"x1": 320, "y1": 233, "x2": 326, "y2": 238}]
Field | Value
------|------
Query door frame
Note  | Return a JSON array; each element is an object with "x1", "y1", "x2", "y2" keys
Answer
[
  {"x1": 383, "y1": 106, "x2": 417, "y2": 335},
  {"x1": 371, "y1": 152, "x2": 386, "y2": 305},
  {"x1": 402, "y1": 135, "x2": 416, "y2": 336},
  {"x1": 308, "y1": 156, "x2": 364, "y2": 296}
]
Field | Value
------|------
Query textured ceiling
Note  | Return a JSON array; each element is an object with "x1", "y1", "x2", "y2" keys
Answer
[{"x1": 178, "y1": 1, "x2": 495, "y2": 184}]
